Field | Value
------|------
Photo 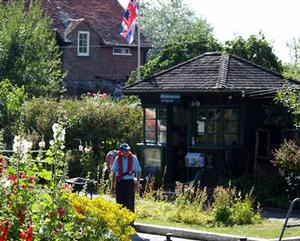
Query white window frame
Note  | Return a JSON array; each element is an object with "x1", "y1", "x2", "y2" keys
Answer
[
  {"x1": 77, "y1": 31, "x2": 90, "y2": 56},
  {"x1": 112, "y1": 47, "x2": 131, "y2": 56}
]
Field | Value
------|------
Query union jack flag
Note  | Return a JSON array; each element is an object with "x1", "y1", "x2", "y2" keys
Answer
[{"x1": 120, "y1": 0, "x2": 137, "y2": 44}]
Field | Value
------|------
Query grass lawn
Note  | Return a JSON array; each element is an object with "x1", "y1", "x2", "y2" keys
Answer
[
  {"x1": 136, "y1": 218, "x2": 300, "y2": 239},
  {"x1": 135, "y1": 200, "x2": 300, "y2": 239}
]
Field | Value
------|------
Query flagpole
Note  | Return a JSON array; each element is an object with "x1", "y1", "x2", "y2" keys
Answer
[{"x1": 137, "y1": 0, "x2": 141, "y2": 82}]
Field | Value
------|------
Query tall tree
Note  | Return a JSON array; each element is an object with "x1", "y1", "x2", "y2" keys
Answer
[
  {"x1": 225, "y1": 33, "x2": 283, "y2": 73},
  {"x1": 276, "y1": 38, "x2": 300, "y2": 127},
  {"x1": 128, "y1": 31, "x2": 221, "y2": 84},
  {"x1": 141, "y1": 0, "x2": 214, "y2": 58},
  {"x1": 283, "y1": 38, "x2": 300, "y2": 81},
  {"x1": 0, "y1": 0, "x2": 64, "y2": 97}
]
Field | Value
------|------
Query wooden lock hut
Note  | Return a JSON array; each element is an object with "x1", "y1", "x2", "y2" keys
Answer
[{"x1": 123, "y1": 52, "x2": 299, "y2": 186}]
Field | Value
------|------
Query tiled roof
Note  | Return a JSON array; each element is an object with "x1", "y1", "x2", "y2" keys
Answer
[
  {"x1": 123, "y1": 52, "x2": 297, "y2": 94},
  {"x1": 42, "y1": 0, "x2": 149, "y2": 47}
]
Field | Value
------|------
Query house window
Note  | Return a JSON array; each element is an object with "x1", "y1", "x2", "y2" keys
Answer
[
  {"x1": 194, "y1": 107, "x2": 239, "y2": 147},
  {"x1": 113, "y1": 47, "x2": 131, "y2": 56},
  {"x1": 77, "y1": 31, "x2": 90, "y2": 56},
  {"x1": 144, "y1": 107, "x2": 167, "y2": 144}
]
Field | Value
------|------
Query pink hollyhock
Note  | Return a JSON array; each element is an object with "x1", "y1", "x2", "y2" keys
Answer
[{"x1": 20, "y1": 226, "x2": 33, "y2": 241}]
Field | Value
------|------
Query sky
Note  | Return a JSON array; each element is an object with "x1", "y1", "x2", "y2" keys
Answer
[{"x1": 118, "y1": 0, "x2": 300, "y2": 63}]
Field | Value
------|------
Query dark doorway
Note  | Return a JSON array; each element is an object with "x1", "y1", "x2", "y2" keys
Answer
[{"x1": 172, "y1": 105, "x2": 188, "y2": 182}]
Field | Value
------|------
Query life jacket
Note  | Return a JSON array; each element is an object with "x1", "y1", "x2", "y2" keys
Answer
[{"x1": 117, "y1": 150, "x2": 133, "y2": 179}]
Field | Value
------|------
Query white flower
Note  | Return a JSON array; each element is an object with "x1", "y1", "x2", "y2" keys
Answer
[
  {"x1": 38, "y1": 140, "x2": 46, "y2": 149},
  {"x1": 52, "y1": 123, "x2": 59, "y2": 133},
  {"x1": 12, "y1": 136, "x2": 21, "y2": 153},
  {"x1": 78, "y1": 145, "x2": 84, "y2": 152},
  {"x1": 52, "y1": 123, "x2": 65, "y2": 142},
  {"x1": 84, "y1": 146, "x2": 92, "y2": 153},
  {"x1": 4, "y1": 180, "x2": 10, "y2": 188},
  {"x1": 13, "y1": 136, "x2": 33, "y2": 154}
]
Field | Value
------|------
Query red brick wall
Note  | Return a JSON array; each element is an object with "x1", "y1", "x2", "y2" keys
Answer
[{"x1": 62, "y1": 22, "x2": 147, "y2": 83}]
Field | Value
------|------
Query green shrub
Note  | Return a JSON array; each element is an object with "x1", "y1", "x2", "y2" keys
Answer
[
  {"x1": 0, "y1": 79, "x2": 28, "y2": 131},
  {"x1": 174, "y1": 182, "x2": 207, "y2": 209},
  {"x1": 273, "y1": 140, "x2": 300, "y2": 201},
  {"x1": 71, "y1": 195, "x2": 136, "y2": 241},
  {"x1": 168, "y1": 207, "x2": 210, "y2": 225},
  {"x1": 211, "y1": 186, "x2": 261, "y2": 226},
  {"x1": 211, "y1": 186, "x2": 232, "y2": 225},
  {"x1": 20, "y1": 95, "x2": 143, "y2": 177},
  {"x1": 231, "y1": 200, "x2": 254, "y2": 225}
]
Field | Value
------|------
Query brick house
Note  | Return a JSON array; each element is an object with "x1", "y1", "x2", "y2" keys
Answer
[{"x1": 42, "y1": 0, "x2": 150, "y2": 95}]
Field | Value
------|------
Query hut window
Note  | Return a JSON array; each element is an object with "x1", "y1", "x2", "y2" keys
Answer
[
  {"x1": 224, "y1": 108, "x2": 239, "y2": 145},
  {"x1": 194, "y1": 107, "x2": 239, "y2": 147},
  {"x1": 196, "y1": 108, "x2": 221, "y2": 145},
  {"x1": 144, "y1": 107, "x2": 167, "y2": 144}
]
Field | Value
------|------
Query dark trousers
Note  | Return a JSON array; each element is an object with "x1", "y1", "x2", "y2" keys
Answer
[{"x1": 116, "y1": 179, "x2": 135, "y2": 212}]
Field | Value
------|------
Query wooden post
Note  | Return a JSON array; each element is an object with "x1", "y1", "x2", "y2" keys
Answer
[{"x1": 253, "y1": 130, "x2": 259, "y2": 180}]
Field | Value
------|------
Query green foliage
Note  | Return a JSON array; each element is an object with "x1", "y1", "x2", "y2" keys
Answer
[
  {"x1": 283, "y1": 63, "x2": 300, "y2": 81},
  {"x1": 0, "y1": 123, "x2": 135, "y2": 241},
  {"x1": 168, "y1": 182, "x2": 210, "y2": 225},
  {"x1": 276, "y1": 87, "x2": 300, "y2": 125},
  {"x1": 0, "y1": 0, "x2": 64, "y2": 96},
  {"x1": 273, "y1": 140, "x2": 300, "y2": 200},
  {"x1": 211, "y1": 186, "x2": 261, "y2": 226},
  {"x1": 220, "y1": 174, "x2": 287, "y2": 208},
  {"x1": 0, "y1": 79, "x2": 28, "y2": 129},
  {"x1": 137, "y1": 181, "x2": 260, "y2": 227},
  {"x1": 283, "y1": 38, "x2": 300, "y2": 81},
  {"x1": 273, "y1": 140, "x2": 300, "y2": 175},
  {"x1": 225, "y1": 33, "x2": 283, "y2": 73},
  {"x1": 276, "y1": 39, "x2": 300, "y2": 129},
  {"x1": 174, "y1": 182, "x2": 207, "y2": 209},
  {"x1": 264, "y1": 103, "x2": 293, "y2": 129},
  {"x1": 20, "y1": 95, "x2": 143, "y2": 177},
  {"x1": 128, "y1": 32, "x2": 222, "y2": 84},
  {"x1": 141, "y1": 0, "x2": 214, "y2": 58}
]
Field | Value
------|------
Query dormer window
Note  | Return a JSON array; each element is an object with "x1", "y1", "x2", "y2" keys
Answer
[
  {"x1": 113, "y1": 47, "x2": 131, "y2": 56},
  {"x1": 77, "y1": 31, "x2": 90, "y2": 56}
]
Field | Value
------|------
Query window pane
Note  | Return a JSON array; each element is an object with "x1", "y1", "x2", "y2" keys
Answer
[
  {"x1": 78, "y1": 32, "x2": 89, "y2": 55},
  {"x1": 157, "y1": 108, "x2": 167, "y2": 144},
  {"x1": 157, "y1": 108, "x2": 167, "y2": 119},
  {"x1": 224, "y1": 134, "x2": 238, "y2": 145},
  {"x1": 208, "y1": 108, "x2": 221, "y2": 120},
  {"x1": 144, "y1": 107, "x2": 167, "y2": 144},
  {"x1": 158, "y1": 119, "x2": 167, "y2": 131},
  {"x1": 143, "y1": 148, "x2": 162, "y2": 176},
  {"x1": 197, "y1": 110, "x2": 206, "y2": 120},
  {"x1": 145, "y1": 108, "x2": 156, "y2": 120},
  {"x1": 224, "y1": 109, "x2": 238, "y2": 120},
  {"x1": 224, "y1": 120, "x2": 238, "y2": 133},
  {"x1": 196, "y1": 135, "x2": 205, "y2": 144},
  {"x1": 145, "y1": 119, "x2": 156, "y2": 132},
  {"x1": 158, "y1": 131, "x2": 166, "y2": 144},
  {"x1": 206, "y1": 134, "x2": 219, "y2": 145},
  {"x1": 145, "y1": 131, "x2": 156, "y2": 142},
  {"x1": 207, "y1": 120, "x2": 220, "y2": 133}
]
